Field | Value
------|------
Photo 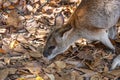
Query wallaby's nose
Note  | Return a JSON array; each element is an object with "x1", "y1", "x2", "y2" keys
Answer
[{"x1": 43, "y1": 51, "x2": 49, "y2": 57}]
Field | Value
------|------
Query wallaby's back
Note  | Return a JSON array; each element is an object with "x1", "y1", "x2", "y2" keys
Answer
[{"x1": 69, "y1": 0, "x2": 120, "y2": 29}]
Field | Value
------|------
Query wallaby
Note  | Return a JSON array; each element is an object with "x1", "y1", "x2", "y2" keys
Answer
[{"x1": 43, "y1": 0, "x2": 120, "y2": 59}]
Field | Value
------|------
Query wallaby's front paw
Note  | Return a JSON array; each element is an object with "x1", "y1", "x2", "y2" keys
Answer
[{"x1": 106, "y1": 48, "x2": 115, "y2": 54}]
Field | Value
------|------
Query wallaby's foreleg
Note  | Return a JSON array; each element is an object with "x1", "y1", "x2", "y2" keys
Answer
[{"x1": 99, "y1": 30, "x2": 115, "y2": 52}]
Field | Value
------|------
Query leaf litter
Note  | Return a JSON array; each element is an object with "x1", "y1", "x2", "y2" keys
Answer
[{"x1": 0, "y1": 0, "x2": 119, "y2": 80}]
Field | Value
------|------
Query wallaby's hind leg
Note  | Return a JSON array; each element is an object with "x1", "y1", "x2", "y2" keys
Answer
[{"x1": 99, "y1": 30, "x2": 115, "y2": 52}]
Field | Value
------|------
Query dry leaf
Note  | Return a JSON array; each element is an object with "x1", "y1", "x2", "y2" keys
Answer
[
  {"x1": 46, "y1": 74, "x2": 55, "y2": 80},
  {"x1": 0, "y1": 61, "x2": 5, "y2": 68},
  {"x1": 17, "y1": 34, "x2": 28, "y2": 43},
  {"x1": 90, "y1": 74, "x2": 102, "y2": 80},
  {"x1": 8, "y1": 68, "x2": 17, "y2": 74},
  {"x1": 37, "y1": 29, "x2": 48, "y2": 35},
  {"x1": 30, "y1": 0, "x2": 39, "y2": 4},
  {"x1": 48, "y1": 63, "x2": 55, "y2": 68},
  {"x1": 26, "y1": 5, "x2": 33, "y2": 12},
  {"x1": 65, "y1": 60, "x2": 84, "y2": 67},
  {"x1": 9, "y1": 0, "x2": 19, "y2": 4},
  {"x1": 68, "y1": 71, "x2": 84, "y2": 80},
  {"x1": 25, "y1": 61, "x2": 42, "y2": 75},
  {"x1": 77, "y1": 68, "x2": 97, "y2": 77},
  {"x1": 0, "y1": 69, "x2": 9, "y2": 80},
  {"x1": 40, "y1": 0, "x2": 47, "y2": 4},
  {"x1": 71, "y1": 71, "x2": 78, "y2": 80},
  {"x1": 2, "y1": 44, "x2": 11, "y2": 53},
  {"x1": 55, "y1": 61, "x2": 66, "y2": 69},
  {"x1": 4, "y1": 56, "x2": 10, "y2": 64},
  {"x1": 7, "y1": 10, "x2": 21, "y2": 28},
  {"x1": 0, "y1": 28, "x2": 6, "y2": 33},
  {"x1": 69, "y1": 0, "x2": 80, "y2": 3},
  {"x1": 77, "y1": 76, "x2": 84, "y2": 80},
  {"x1": 49, "y1": 1, "x2": 58, "y2": 7},
  {"x1": 17, "y1": 78, "x2": 25, "y2": 80},
  {"x1": 36, "y1": 75, "x2": 44, "y2": 80},
  {"x1": 115, "y1": 38, "x2": 120, "y2": 43},
  {"x1": 103, "y1": 64, "x2": 109, "y2": 73},
  {"x1": 0, "y1": 48, "x2": 6, "y2": 54},
  {"x1": 28, "y1": 51, "x2": 42, "y2": 58},
  {"x1": 0, "y1": 68, "x2": 17, "y2": 80},
  {"x1": 9, "y1": 40, "x2": 19, "y2": 49},
  {"x1": 109, "y1": 69, "x2": 120, "y2": 77},
  {"x1": 0, "y1": 0, "x2": 2, "y2": 5},
  {"x1": 8, "y1": 5, "x2": 15, "y2": 9},
  {"x1": 3, "y1": 1, "x2": 11, "y2": 8}
]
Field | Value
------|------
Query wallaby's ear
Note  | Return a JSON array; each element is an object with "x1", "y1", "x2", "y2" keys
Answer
[
  {"x1": 54, "y1": 12, "x2": 64, "y2": 28},
  {"x1": 58, "y1": 24, "x2": 73, "y2": 39}
]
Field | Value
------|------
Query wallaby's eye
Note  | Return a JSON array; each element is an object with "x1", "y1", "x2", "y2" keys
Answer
[{"x1": 48, "y1": 46, "x2": 55, "y2": 50}]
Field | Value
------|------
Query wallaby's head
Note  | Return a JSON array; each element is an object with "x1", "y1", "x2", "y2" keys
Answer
[{"x1": 43, "y1": 13, "x2": 73, "y2": 59}]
